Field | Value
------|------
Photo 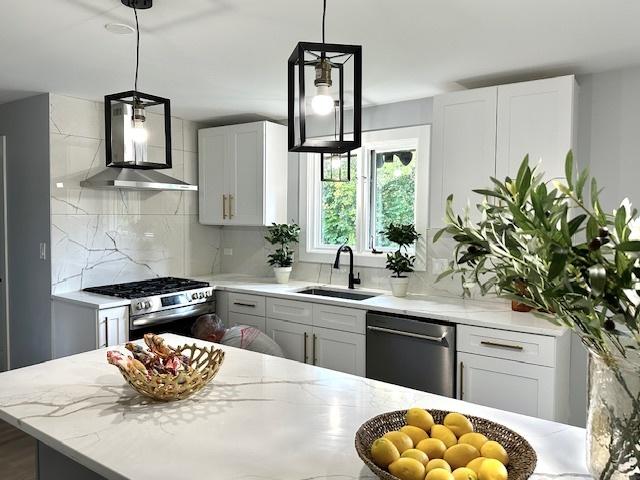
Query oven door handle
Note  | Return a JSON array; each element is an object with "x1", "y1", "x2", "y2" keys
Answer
[{"x1": 131, "y1": 302, "x2": 215, "y2": 329}]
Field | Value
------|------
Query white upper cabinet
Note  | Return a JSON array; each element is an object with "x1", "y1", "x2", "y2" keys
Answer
[
  {"x1": 429, "y1": 87, "x2": 498, "y2": 227},
  {"x1": 495, "y1": 75, "x2": 577, "y2": 181},
  {"x1": 198, "y1": 121, "x2": 288, "y2": 226},
  {"x1": 429, "y1": 75, "x2": 577, "y2": 228}
]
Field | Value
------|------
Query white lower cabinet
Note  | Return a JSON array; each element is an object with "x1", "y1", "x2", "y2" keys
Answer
[
  {"x1": 228, "y1": 311, "x2": 266, "y2": 333},
  {"x1": 266, "y1": 317, "x2": 309, "y2": 363},
  {"x1": 457, "y1": 352, "x2": 555, "y2": 420},
  {"x1": 312, "y1": 326, "x2": 365, "y2": 376},
  {"x1": 97, "y1": 307, "x2": 128, "y2": 348}
]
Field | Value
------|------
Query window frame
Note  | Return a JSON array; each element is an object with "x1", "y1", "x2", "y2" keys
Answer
[{"x1": 299, "y1": 125, "x2": 430, "y2": 269}]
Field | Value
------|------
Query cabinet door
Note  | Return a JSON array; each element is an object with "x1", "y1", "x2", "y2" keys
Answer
[
  {"x1": 226, "y1": 122, "x2": 265, "y2": 226},
  {"x1": 198, "y1": 127, "x2": 228, "y2": 225},
  {"x1": 100, "y1": 307, "x2": 128, "y2": 347},
  {"x1": 266, "y1": 317, "x2": 309, "y2": 363},
  {"x1": 312, "y1": 326, "x2": 365, "y2": 376},
  {"x1": 457, "y1": 352, "x2": 556, "y2": 420},
  {"x1": 495, "y1": 75, "x2": 576, "y2": 181},
  {"x1": 429, "y1": 87, "x2": 498, "y2": 227},
  {"x1": 228, "y1": 311, "x2": 266, "y2": 333}
]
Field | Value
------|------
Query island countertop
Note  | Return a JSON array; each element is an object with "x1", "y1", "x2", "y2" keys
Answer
[{"x1": 0, "y1": 334, "x2": 589, "y2": 480}]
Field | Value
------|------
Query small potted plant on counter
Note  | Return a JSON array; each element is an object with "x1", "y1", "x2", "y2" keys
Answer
[
  {"x1": 265, "y1": 222, "x2": 300, "y2": 284},
  {"x1": 382, "y1": 223, "x2": 420, "y2": 297}
]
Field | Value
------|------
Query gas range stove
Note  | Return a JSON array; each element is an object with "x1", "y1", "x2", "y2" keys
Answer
[{"x1": 84, "y1": 277, "x2": 215, "y2": 334}]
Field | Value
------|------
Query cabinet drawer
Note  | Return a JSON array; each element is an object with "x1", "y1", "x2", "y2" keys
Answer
[
  {"x1": 313, "y1": 304, "x2": 365, "y2": 334},
  {"x1": 228, "y1": 293, "x2": 265, "y2": 316},
  {"x1": 228, "y1": 311, "x2": 266, "y2": 332},
  {"x1": 266, "y1": 298, "x2": 313, "y2": 325},
  {"x1": 457, "y1": 325, "x2": 556, "y2": 367}
]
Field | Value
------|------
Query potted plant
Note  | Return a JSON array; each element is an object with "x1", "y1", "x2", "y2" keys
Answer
[
  {"x1": 436, "y1": 152, "x2": 640, "y2": 479},
  {"x1": 264, "y1": 222, "x2": 300, "y2": 284},
  {"x1": 381, "y1": 223, "x2": 420, "y2": 297}
]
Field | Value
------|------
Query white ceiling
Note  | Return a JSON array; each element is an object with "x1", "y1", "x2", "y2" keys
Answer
[{"x1": 1, "y1": 0, "x2": 640, "y2": 121}]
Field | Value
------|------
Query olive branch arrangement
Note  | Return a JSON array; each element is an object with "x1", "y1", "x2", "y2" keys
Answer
[{"x1": 436, "y1": 152, "x2": 640, "y2": 361}]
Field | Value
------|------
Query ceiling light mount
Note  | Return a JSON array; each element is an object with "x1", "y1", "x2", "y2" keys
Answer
[{"x1": 121, "y1": 0, "x2": 153, "y2": 9}]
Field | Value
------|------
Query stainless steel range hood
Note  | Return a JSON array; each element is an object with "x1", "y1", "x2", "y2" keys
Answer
[{"x1": 80, "y1": 168, "x2": 197, "y2": 191}]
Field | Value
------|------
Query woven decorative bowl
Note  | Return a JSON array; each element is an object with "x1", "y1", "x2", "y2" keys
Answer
[
  {"x1": 116, "y1": 342, "x2": 225, "y2": 401},
  {"x1": 355, "y1": 409, "x2": 537, "y2": 480}
]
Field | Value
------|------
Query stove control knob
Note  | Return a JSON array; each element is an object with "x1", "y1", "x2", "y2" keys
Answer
[
  {"x1": 135, "y1": 302, "x2": 143, "y2": 311},
  {"x1": 198, "y1": 292, "x2": 205, "y2": 299},
  {"x1": 192, "y1": 293, "x2": 198, "y2": 300},
  {"x1": 144, "y1": 301, "x2": 151, "y2": 309}
]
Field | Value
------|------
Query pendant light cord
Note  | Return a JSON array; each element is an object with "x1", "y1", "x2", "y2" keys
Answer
[
  {"x1": 321, "y1": 0, "x2": 326, "y2": 44},
  {"x1": 133, "y1": 6, "x2": 140, "y2": 100}
]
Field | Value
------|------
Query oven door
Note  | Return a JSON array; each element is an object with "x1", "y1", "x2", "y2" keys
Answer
[{"x1": 129, "y1": 301, "x2": 215, "y2": 340}]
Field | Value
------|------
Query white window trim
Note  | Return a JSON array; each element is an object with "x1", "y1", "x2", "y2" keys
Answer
[{"x1": 299, "y1": 125, "x2": 430, "y2": 269}]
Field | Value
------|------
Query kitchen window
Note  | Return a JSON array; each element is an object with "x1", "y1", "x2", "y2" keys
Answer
[{"x1": 300, "y1": 125, "x2": 430, "y2": 268}]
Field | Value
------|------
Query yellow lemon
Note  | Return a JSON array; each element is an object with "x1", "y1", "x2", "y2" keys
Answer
[
  {"x1": 401, "y1": 448, "x2": 430, "y2": 466},
  {"x1": 444, "y1": 444, "x2": 480, "y2": 470},
  {"x1": 405, "y1": 408, "x2": 435, "y2": 432},
  {"x1": 425, "y1": 468, "x2": 455, "y2": 480},
  {"x1": 478, "y1": 458, "x2": 508, "y2": 480},
  {"x1": 426, "y1": 458, "x2": 452, "y2": 473},
  {"x1": 452, "y1": 467, "x2": 479, "y2": 480},
  {"x1": 388, "y1": 457, "x2": 426, "y2": 480},
  {"x1": 370, "y1": 437, "x2": 400, "y2": 468},
  {"x1": 444, "y1": 412, "x2": 474, "y2": 437},
  {"x1": 466, "y1": 457, "x2": 486, "y2": 475},
  {"x1": 430, "y1": 424, "x2": 458, "y2": 449},
  {"x1": 416, "y1": 438, "x2": 447, "y2": 459},
  {"x1": 383, "y1": 430, "x2": 414, "y2": 454},
  {"x1": 400, "y1": 425, "x2": 429, "y2": 446},
  {"x1": 480, "y1": 441, "x2": 509, "y2": 466},
  {"x1": 458, "y1": 432, "x2": 488, "y2": 452}
]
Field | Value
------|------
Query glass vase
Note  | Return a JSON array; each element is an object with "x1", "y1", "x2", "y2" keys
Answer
[{"x1": 587, "y1": 349, "x2": 640, "y2": 479}]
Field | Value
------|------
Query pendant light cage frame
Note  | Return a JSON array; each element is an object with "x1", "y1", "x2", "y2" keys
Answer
[
  {"x1": 104, "y1": 90, "x2": 172, "y2": 169},
  {"x1": 288, "y1": 41, "x2": 362, "y2": 154},
  {"x1": 321, "y1": 151, "x2": 351, "y2": 182}
]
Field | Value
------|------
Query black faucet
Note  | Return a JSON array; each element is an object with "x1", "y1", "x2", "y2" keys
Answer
[{"x1": 333, "y1": 243, "x2": 361, "y2": 289}]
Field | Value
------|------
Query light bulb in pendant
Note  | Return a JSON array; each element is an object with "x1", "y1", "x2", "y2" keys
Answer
[
  {"x1": 131, "y1": 102, "x2": 148, "y2": 144},
  {"x1": 331, "y1": 154, "x2": 342, "y2": 170},
  {"x1": 312, "y1": 84, "x2": 334, "y2": 116}
]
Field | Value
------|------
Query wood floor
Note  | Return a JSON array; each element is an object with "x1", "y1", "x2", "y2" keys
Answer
[{"x1": 0, "y1": 419, "x2": 36, "y2": 480}]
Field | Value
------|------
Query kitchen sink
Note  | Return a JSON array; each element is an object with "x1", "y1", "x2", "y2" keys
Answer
[{"x1": 296, "y1": 287, "x2": 379, "y2": 301}]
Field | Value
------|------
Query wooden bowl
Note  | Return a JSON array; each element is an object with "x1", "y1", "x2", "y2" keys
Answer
[
  {"x1": 355, "y1": 409, "x2": 537, "y2": 480},
  {"x1": 115, "y1": 342, "x2": 225, "y2": 401}
]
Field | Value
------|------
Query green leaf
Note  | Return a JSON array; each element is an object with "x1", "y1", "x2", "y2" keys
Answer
[
  {"x1": 548, "y1": 251, "x2": 567, "y2": 280},
  {"x1": 576, "y1": 167, "x2": 589, "y2": 200},
  {"x1": 615, "y1": 205, "x2": 627, "y2": 240},
  {"x1": 568, "y1": 214, "x2": 587, "y2": 236},
  {"x1": 433, "y1": 228, "x2": 446, "y2": 244},
  {"x1": 515, "y1": 155, "x2": 530, "y2": 192},
  {"x1": 472, "y1": 189, "x2": 508, "y2": 201},
  {"x1": 586, "y1": 216, "x2": 599, "y2": 241},
  {"x1": 617, "y1": 241, "x2": 640, "y2": 252},
  {"x1": 565, "y1": 151, "x2": 574, "y2": 189},
  {"x1": 588, "y1": 264, "x2": 606, "y2": 297}
]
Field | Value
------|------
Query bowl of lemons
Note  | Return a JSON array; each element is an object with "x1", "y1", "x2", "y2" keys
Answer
[{"x1": 355, "y1": 408, "x2": 536, "y2": 480}]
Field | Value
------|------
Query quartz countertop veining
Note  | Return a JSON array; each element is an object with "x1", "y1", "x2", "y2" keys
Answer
[
  {"x1": 0, "y1": 334, "x2": 588, "y2": 480},
  {"x1": 52, "y1": 274, "x2": 566, "y2": 336}
]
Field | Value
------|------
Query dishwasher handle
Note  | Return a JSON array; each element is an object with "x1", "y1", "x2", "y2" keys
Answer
[{"x1": 367, "y1": 325, "x2": 448, "y2": 344}]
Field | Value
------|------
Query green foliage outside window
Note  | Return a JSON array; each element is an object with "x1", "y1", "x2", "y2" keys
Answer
[{"x1": 321, "y1": 158, "x2": 358, "y2": 245}]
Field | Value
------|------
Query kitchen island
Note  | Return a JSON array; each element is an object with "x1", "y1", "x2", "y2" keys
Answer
[{"x1": 0, "y1": 334, "x2": 589, "y2": 480}]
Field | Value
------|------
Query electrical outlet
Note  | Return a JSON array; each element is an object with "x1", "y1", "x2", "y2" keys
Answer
[
  {"x1": 431, "y1": 258, "x2": 449, "y2": 275},
  {"x1": 39, "y1": 242, "x2": 47, "y2": 260},
  {"x1": 223, "y1": 248, "x2": 233, "y2": 256}
]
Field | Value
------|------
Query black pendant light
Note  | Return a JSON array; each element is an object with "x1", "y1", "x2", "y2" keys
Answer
[
  {"x1": 287, "y1": 0, "x2": 362, "y2": 155},
  {"x1": 104, "y1": 0, "x2": 172, "y2": 169}
]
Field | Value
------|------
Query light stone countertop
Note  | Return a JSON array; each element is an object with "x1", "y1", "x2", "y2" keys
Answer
[
  {"x1": 0, "y1": 334, "x2": 589, "y2": 480},
  {"x1": 52, "y1": 274, "x2": 566, "y2": 337}
]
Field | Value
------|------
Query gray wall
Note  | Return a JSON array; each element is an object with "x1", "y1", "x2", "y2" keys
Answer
[{"x1": 0, "y1": 94, "x2": 52, "y2": 368}]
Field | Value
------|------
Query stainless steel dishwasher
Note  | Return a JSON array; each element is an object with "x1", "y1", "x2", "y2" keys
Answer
[{"x1": 366, "y1": 312, "x2": 456, "y2": 397}]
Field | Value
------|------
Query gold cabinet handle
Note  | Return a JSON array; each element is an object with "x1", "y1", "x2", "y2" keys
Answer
[
  {"x1": 459, "y1": 361, "x2": 464, "y2": 400},
  {"x1": 228, "y1": 193, "x2": 234, "y2": 219},
  {"x1": 480, "y1": 340, "x2": 524, "y2": 351},
  {"x1": 222, "y1": 194, "x2": 228, "y2": 219},
  {"x1": 303, "y1": 332, "x2": 308, "y2": 363},
  {"x1": 312, "y1": 333, "x2": 317, "y2": 365}
]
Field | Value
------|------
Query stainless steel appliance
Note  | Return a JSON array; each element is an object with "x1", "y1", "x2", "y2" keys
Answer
[
  {"x1": 85, "y1": 277, "x2": 215, "y2": 340},
  {"x1": 366, "y1": 312, "x2": 456, "y2": 397}
]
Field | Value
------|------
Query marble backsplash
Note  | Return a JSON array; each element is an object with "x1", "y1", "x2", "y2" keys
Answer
[{"x1": 50, "y1": 94, "x2": 222, "y2": 294}]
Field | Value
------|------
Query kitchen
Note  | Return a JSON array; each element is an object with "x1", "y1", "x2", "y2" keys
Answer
[{"x1": 0, "y1": 1, "x2": 639, "y2": 480}]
